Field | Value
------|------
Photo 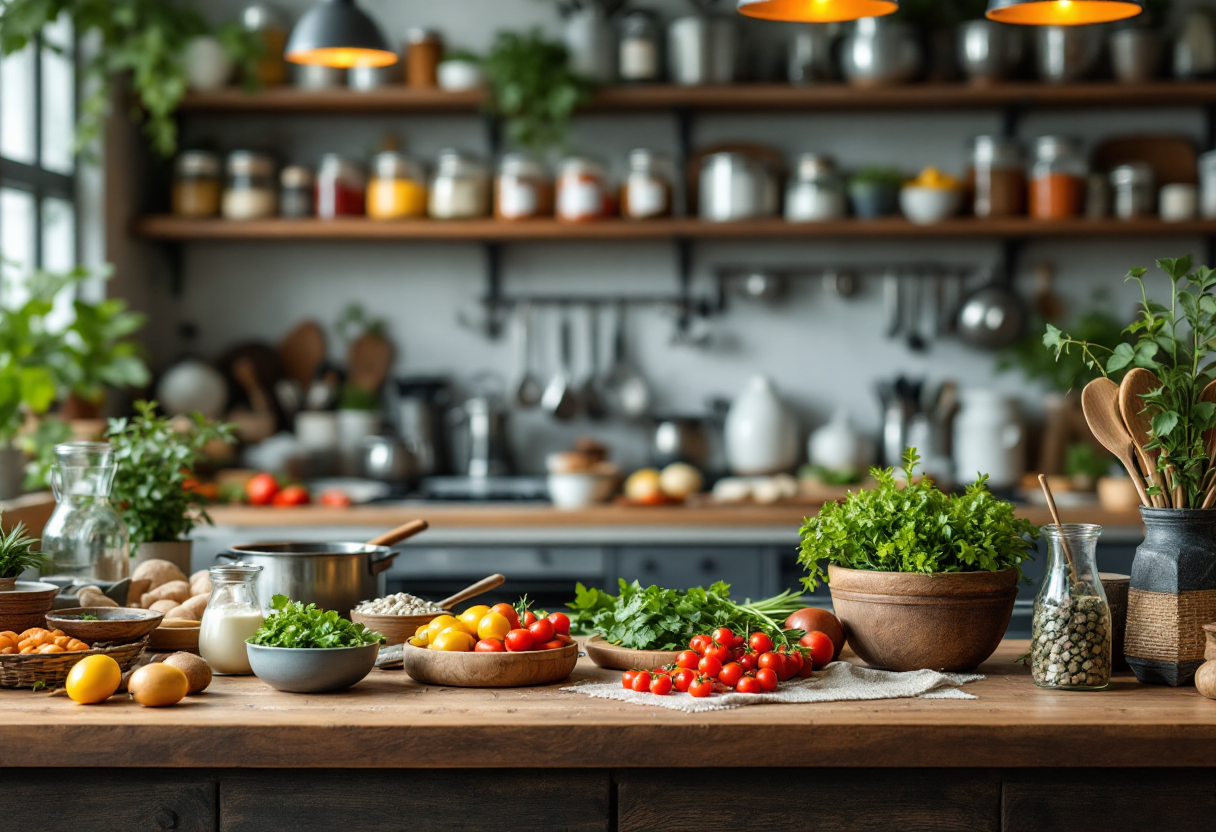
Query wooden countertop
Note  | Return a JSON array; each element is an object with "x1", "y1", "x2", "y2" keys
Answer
[{"x1": 4, "y1": 641, "x2": 1211, "y2": 770}]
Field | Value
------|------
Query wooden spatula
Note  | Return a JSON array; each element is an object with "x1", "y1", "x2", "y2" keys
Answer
[
  {"x1": 439, "y1": 574, "x2": 506, "y2": 610},
  {"x1": 279, "y1": 320, "x2": 326, "y2": 393},
  {"x1": 1081, "y1": 378, "x2": 1151, "y2": 507},
  {"x1": 1118, "y1": 368, "x2": 1171, "y2": 507},
  {"x1": 348, "y1": 333, "x2": 394, "y2": 393}
]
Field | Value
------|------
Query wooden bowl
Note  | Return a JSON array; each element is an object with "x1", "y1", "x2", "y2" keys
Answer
[
  {"x1": 583, "y1": 635, "x2": 682, "y2": 671},
  {"x1": 0, "y1": 581, "x2": 59, "y2": 633},
  {"x1": 45, "y1": 607, "x2": 163, "y2": 644},
  {"x1": 349, "y1": 610, "x2": 450, "y2": 646},
  {"x1": 149, "y1": 621, "x2": 200, "y2": 654},
  {"x1": 402, "y1": 641, "x2": 579, "y2": 687}
]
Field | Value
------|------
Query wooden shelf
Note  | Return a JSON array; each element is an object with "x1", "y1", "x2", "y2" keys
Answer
[
  {"x1": 178, "y1": 81, "x2": 1216, "y2": 114},
  {"x1": 132, "y1": 215, "x2": 1216, "y2": 243}
]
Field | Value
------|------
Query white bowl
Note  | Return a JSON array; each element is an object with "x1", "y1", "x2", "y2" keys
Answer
[
  {"x1": 547, "y1": 473, "x2": 616, "y2": 509},
  {"x1": 437, "y1": 60, "x2": 485, "y2": 91},
  {"x1": 900, "y1": 186, "x2": 963, "y2": 225}
]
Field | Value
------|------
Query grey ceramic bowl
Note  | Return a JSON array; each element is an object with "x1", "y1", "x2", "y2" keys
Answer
[{"x1": 246, "y1": 643, "x2": 379, "y2": 693}]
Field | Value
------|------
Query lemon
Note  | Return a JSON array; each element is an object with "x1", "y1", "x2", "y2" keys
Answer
[{"x1": 65, "y1": 655, "x2": 122, "y2": 705}]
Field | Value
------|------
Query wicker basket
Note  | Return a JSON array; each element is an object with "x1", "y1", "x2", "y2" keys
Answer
[{"x1": 0, "y1": 636, "x2": 149, "y2": 689}]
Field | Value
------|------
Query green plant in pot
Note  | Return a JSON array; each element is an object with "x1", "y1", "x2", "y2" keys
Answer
[
  {"x1": 107, "y1": 400, "x2": 235, "y2": 573},
  {"x1": 0, "y1": 517, "x2": 46, "y2": 591},
  {"x1": 848, "y1": 167, "x2": 905, "y2": 219},
  {"x1": 798, "y1": 449, "x2": 1038, "y2": 671}
]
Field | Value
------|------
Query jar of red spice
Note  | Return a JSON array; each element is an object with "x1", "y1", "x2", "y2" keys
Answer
[
  {"x1": 495, "y1": 153, "x2": 553, "y2": 220},
  {"x1": 316, "y1": 154, "x2": 366, "y2": 218},
  {"x1": 1029, "y1": 136, "x2": 1086, "y2": 220},
  {"x1": 556, "y1": 156, "x2": 611, "y2": 222},
  {"x1": 969, "y1": 135, "x2": 1025, "y2": 218}
]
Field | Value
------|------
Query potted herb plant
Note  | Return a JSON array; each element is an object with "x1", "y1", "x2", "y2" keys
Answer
[
  {"x1": 0, "y1": 517, "x2": 46, "y2": 592},
  {"x1": 847, "y1": 167, "x2": 905, "y2": 219},
  {"x1": 798, "y1": 449, "x2": 1038, "y2": 671},
  {"x1": 107, "y1": 401, "x2": 235, "y2": 573}
]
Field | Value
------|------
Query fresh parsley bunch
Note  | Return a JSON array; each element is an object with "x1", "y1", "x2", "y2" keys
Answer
[
  {"x1": 246, "y1": 595, "x2": 385, "y2": 649},
  {"x1": 798, "y1": 449, "x2": 1038, "y2": 591}
]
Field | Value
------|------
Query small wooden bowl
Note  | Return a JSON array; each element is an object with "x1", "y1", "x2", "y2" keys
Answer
[
  {"x1": 583, "y1": 635, "x2": 682, "y2": 671},
  {"x1": 349, "y1": 610, "x2": 449, "y2": 646},
  {"x1": 149, "y1": 620, "x2": 201, "y2": 653},
  {"x1": 402, "y1": 641, "x2": 579, "y2": 688},
  {"x1": 45, "y1": 607, "x2": 163, "y2": 644},
  {"x1": 0, "y1": 581, "x2": 60, "y2": 633}
]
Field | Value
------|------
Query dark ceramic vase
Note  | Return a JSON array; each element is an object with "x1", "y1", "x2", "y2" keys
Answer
[{"x1": 1125, "y1": 508, "x2": 1216, "y2": 686}]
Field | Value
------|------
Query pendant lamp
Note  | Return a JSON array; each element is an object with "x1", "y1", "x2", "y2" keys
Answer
[
  {"x1": 737, "y1": 0, "x2": 898, "y2": 24},
  {"x1": 985, "y1": 0, "x2": 1142, "y2": 25},
  {"x1": 284, "y1": 0, "x2": 397, "y2": 68}
]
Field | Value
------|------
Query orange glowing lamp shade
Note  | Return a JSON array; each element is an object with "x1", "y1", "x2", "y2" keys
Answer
[
  {"x1": 285, "y1": 46, "x2": 398, "y2": 68},
  {"x1": 283, "y1": 0, "x2": 398, "y2": 68},
  {"x1": 985, "y1": 0, "x2": 1142, "y2": 25},
  {"x1": 737, "y1": 0, "x2": 898, "y2": 22}
]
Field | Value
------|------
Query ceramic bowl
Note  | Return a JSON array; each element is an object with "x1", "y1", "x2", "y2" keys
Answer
[
  {"x1": 246, "y1": 643, "x2": 379, "y2": 693},
  {"x1": 900, "y1": 186, "x2": 963, "y2": 224},
  {"x1": 547, "y1": 473, "x2": 616, "y2": 509},
  {"x1": 44, "y1": 608, "x2": 163, "y2": 644}
]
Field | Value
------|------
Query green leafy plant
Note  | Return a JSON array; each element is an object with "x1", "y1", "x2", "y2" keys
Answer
[
  {"x1": 798, "y1": 449, "x2": 1039, "y2": 590},
  {"x1": 849, "y1": 167, "x2": 906, "y2": 188},
  {"x1": 59, "y1": 284, "x2": 150, "y2": 407},
  {"x1": 0, "y1": 268, "x2": 69, "y2": 446},
  {"x1": 480, "y1": 29, "x2": 595, "y2": 155},
  {"x1": 107, "y1": 400, "x2": 235, "y2": 546},
  {"x1": 247, "y1": 594, "x2": 385, "y2": 648},
  {"x1": 1065, "y1": 441, "x2": 1113, "y2": 481},
  {"x1": 1045, "y1": 256, "x2": 1216, "y2": 508},
  {"x1": 0, "y1": 517, "x2": 47, "y2": 579},
  {"x1": 17, "y1": 417, "x2": 73, "y2": 491},
  {"x1": 999, "y1": 306, "x2": 1128, "y2": 393},
  {"x1": 565, "y1": 580, "x2": 807, "y2": 650}
]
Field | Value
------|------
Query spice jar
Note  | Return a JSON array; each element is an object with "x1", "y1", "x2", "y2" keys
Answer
[
  {"x1": 367, "y1": 152, "x2": 427, "y2": 219},
  {"x1": 222, "y1": 151, "x2": 277, "y2": 220},
  {"x1": 406, "y1": 28, "x2": 443, "y2": 88},
  {"x1": 1110, "y1": 163, "x2": 1155, "y2": 219},
  {"x1": 279, "y1": 165, "x2": 315, "y2": 218},
  {"x1": 428, "y1": 150, "x2": 490, "y2": 219},
  {"x1": 1029, "y1": 524, "x2": 1112, "y2": 691},
  {"x1": 784, "y1": 153, "x2": 845, "y2": 222},
  {"x1": 172, "y1": 150, "x2": 222, "y2": 217},
  {"x1": 621, "y1": 149, "x2": 674, "y2": 219},
  {"x1": 316, "y1": 154, "x2": 366, "y2": 218},
  {"x1": 241, "y1": 3, "x2": 289, "y2": 86},
  {"x1": 557, "y1": 156, "x2": 611, "y2": 222},
  {"x1": 619, "y1": 10, "x2": 662, "y2": 83},
  {"x1": 1029, "y1": 136, "x2": 1086, "y2": 220},
  {"x1": 495, "y1": 153, "x2": 553, "y2": 220},
  {"x1": 968, "y1": 135, "x2": 1025, "y2": 218},
  {"x1": 199, "y1": 563, "x2": 265, "y2": 676}
]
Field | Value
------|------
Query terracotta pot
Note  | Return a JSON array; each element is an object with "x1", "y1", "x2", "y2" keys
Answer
[
  {"x1": 827, "y1": 564, "x2": 1019, "y2": 672},
  {"x1": 132, "y1": 540, "x2": 193, "y2": 575}
]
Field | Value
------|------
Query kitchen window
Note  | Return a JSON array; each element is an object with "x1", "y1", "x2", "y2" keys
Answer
[{"x1": 0, "y1": 14, "x2": 76, "y2": 318}]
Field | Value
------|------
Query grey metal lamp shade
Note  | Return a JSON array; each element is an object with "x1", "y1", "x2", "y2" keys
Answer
[
  {"x1": 985, "y1": 0, "x2": 1142, "y2": 25},
  {"x1": 284, "y1": 0, "x2": 398, "y2": 68},
  {"x1": 738, "y1": 0, "x2": 898, "y2": 23}
]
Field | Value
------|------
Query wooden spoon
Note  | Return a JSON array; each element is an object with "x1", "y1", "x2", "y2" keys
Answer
[
  {"x1": 439, "y1": 574, "x2": 506, "y2": 610},
  {"x1": 1081, "y1": 377, "x2": 1151, "y2": 507},
  {"x1": 1038, "y1": 474, "x2": 1077, "y2": 579},
  {"x1": 1200, "y1": 379, "x2": 1216, "y2": 465},
  {"x1": 365, "y1": 520, "x2": 429, "y2": 548},
  {"x1": 1118, "y1": 368, "x2": 1171, "y2": 507},
  {"x1": 279, "y1": 320, "x2": 326, "y2": 393}
]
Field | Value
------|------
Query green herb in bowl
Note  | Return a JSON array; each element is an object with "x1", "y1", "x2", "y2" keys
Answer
[{"x1": 247, "y1": 595, "x2": 385, "y2": 649}]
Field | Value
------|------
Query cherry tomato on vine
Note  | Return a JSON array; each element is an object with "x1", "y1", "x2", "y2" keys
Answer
[
  {"x1": 718, "y1": 662, "x2": 744, "y2": 688},
  {"x1": 649, "y1": 674, "x2": 673, "y2": 696},
  {"x1": 697, "y1": 656, "x2": 723, "y2": 679},
  {"x1": 622, "y1": 670, "x2": 640, "y2": 690},
  {"x1": 800, "y1": 631, "x2": 835, "y2": 670},
  {"x1": 528, "y1": 618, "x2": 555, "y2": 644},
  {"x1": 756, "y1": 667, "x2": 779, "y2": 691},
  {"x1": 490, "y1": 604, "x2": 520, "y2": 630},
  {"x1": 758, "y1": 652, "x2": 783, "y2": 673},
  {"x1": 689, "y1": 634, "x2": 712, "y2": 654},
  {"x1": 689, "y1": 675, "x2": 714, "y2": 698},
  {"x1": 536, "y1": 639, "x2": 565, "y2": 650},
  {"x1": 546, "y1": 612, "x2": 571, "y2": 637},
  {"x1": 521, "y1": 610, "x2": 538, "y2": 627},
  {"x1": 739, "y1": 651, "x2": 758, "y2": 673},
  {"x1": 783, "y1": 649, "x2": 804, "y2": 679},
  {"x1": 672, "y1": 668, "x2": 696, "y2": 692},
  {"x1": 630, "y1": 671, "x2": 653, "y2": 693},
  {"x1": 474, "y1": 638, "x2": 506, "y2": 653},
  {"x1": 749, "y1": 632, "x2": 774, "y2": 654},
  {"x1": 676, "y1": 650, "x2": 700, "y2": 670},
  {"x1": 736, "y1": 675, "x2": 762, "y2": 694},
  {"x1": 505, "y1": 628, "x2": 535, "y2": 652},
  {"x1": 703, "y1": 643, "x2": 732, "y2": 665},
  {"x1": 711, "y1": 627, "x2": 735, "y2": 647}
]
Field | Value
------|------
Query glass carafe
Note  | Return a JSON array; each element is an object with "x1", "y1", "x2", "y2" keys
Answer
[
  {"x1": 40, "y1": 442, "x2": 129, "y2": 581},
  {"x1": 1030, "y1": 524, "x2": 1112, "y2": 691},
  {"x1": 200, "y1": 564, "x2": 265, "y2": 675}
]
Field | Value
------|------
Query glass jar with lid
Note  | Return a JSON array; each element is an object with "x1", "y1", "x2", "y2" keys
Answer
[
  {"x1": 406, "y1": 28, "x2": 443, "y2": 88},
  {"x1": 222, "y1": 151, "x2": 277, "y2": 220},
  {"x1": 39, "y1": 442, "x2": 129, "y2": 581},
  {"x1": 316, "y1": 154, "x2": 366, "y2": 219},
  {"x1": 279, "y1": 165, "x2": 315, "y2": 218},
  {"x1": 1029, "y1": 136, "x2": 1086, "y2": 220},
  {"x1": 172, "y1": 150, "x2": 222, "y2": 217},
  {"x1": 367, "y1": 152, "x2": 428, "y2": 220},
  {"x1": 557, "y1": 156, "x2": 611, "y2": 222},
  {"x1": 429, "y1": 150, "x2": 490, "y2": 219},
  {"x1": 199, "y1": 563, "x2": 265, "y2": 676},
  {"x1": 621, "y1": 149, "x2": 674, "y2": 219},
  {"x1": 619, "y1": 9, "x2": 662, "y2": 83},
  {"x1": 495, "y1": 153, "x2": 553, "y2": 220},
  {"x1": 784, "y1": 153, "x2": 845, "y2": 222},
  {"x1": 1109, "y1": 163, "x2": 1155, "y2": 219},
  {"x1": 969, "y1": 135, "x2": 1025, "y2": 218}
]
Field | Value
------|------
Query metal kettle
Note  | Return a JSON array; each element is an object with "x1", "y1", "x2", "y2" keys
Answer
[{"x1": 451, "y1": 394, "x2": 512, "y2": 478}]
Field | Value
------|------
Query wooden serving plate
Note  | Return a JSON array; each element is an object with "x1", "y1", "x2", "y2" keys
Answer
[
  {"x1": 45, "y1": 607, "x2": 163, "y2": 644},
  {"x1": 350, "y1": 610, "x2": 449, "y2": 647},
  {"x1": 401, "y1": 641, "x2": 579, "y2": 688},
  {"x1": 149, "y1": 621, "x2": 200, "y2": 654},
  {"x1": 583, "y1": 635, "x2": 682, "y2": 671}
]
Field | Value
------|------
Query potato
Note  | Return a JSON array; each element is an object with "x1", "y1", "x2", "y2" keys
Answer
[
  {"x1": 166, "y1": 594, "x2": 208, "y2": 621},
  {"x1": 189, "y1": 570, "x2": 212, "y2": 597},
  {"x1": 140, "y1": 580, "x2": 190, "y2": 609},
  {"x1": 78, "y1": 589, "x2": 118, "y2": 608},
  {"x1": 163, "y1": 652, "x2": 212, "y2": 694},
  {"x1": 127, "y1": 579, "x2": 151, "y2": 607},
  {"x1": 149, "y1": 599, "x2": 179, "y2": 614},
  {"x1": 131, "y1": 560, "x2": 187, "y2": 591}
]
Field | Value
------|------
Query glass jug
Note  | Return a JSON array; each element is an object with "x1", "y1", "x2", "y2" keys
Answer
[
  {"x1": 199, "y1": 564, "x2": 265, "y2": 675},
  {"x1": 40, "y1": 442, "x2": 129, "y2": 581},
  {"x1": 1029, "y1": 524, "x2": 1112, "y2": 691}
]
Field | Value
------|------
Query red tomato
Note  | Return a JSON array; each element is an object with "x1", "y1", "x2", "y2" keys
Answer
[
  {"x1": 730, "y1": 646, "x2": 745, "y2": 662},
  {"x1": 672, "y1": 668, "x2": 696, "y2": 692},
  {"x1": 521, "y1": 610, "x2": 538, "y2": 627},
  {"x1": 319, "y1": 489, "x2": 352, "y2": 508},
  {"x1": 736, "y1": 675, "x2": 761, "y2": 694},
  {"x1": 536, "y1": 638, "x2": 565, "y2": 650},
  {"x1": 689, "y1": 634, "x2": 712, "y2": 654},
  {"x1": 546, "y1": 612, "x2": 571, "y2": 637},
  {"x1": 555, "y1": 633, "x2": 573, "y2": 645},
  {"x1": 491, "y1": 604, "x2": 520, "y2": 630},
  {"x1": 505, "y1": 628, "x2": 534, "y2": 652},
  {"x1": 711, "y1": 627, "x2": 734, "y2": 647},
  {"x1": 718, "y1": 662, "x2": 744, "y2": 688},
  {"x1": 784, "y1": 607, "x2": 845, "y2": 661},
  {"x1": 689, "y1": 675, "x2": 714, "y2": 698},
  {"x1": 630, "y1": 671, "x2": 652, "y2": 693},
  {"x1": 738, "y1": 651, "x2": 758, "y2": 673},
  {"x1": 782, "y1": 649, "x2": 804, "y2": 679},
  {"x1": 474, "y1": 638, "x2": 506, "y2": 653},
  {"x1": 697, "y1": 655, "x2": 723, "y2": 679},
  {"x1": 800, "y1": 631, "x2": 835, "y2": 670},
  {"x1": 649, "y1": 674, "x2": 673, "y2": 696},
  {"x1": 703, "y1": 643, "x2": 732, "y2": 665},
  {"x1": 245, "y1": 473, "x2": 280, "y2": 506},
  {"x1": 758, "y1": 652, "x2": 783, "y2": 673},
  {"x1": 622, "y1": 670, "x2": 640, "y2": 690},
  {"x1": 528, "y1": 618, "x2": 555, "y2": 644},
  {"x1": 756, "y1": 667, "x2": 779, "y2": 691},
  {"x1": 676, "y1": 650, "x2": 700, "y2": 670},
  {"x1": 749, "y1": 632, "x2": 774, "y2": 654},
  {"x1": 271, "y1": 485, "x2": 311, "y2": 507}
]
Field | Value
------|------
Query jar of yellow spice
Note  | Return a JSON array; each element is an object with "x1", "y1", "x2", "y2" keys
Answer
[{"x1": 367, "y1": 152, "x2": 428, "y2": 220}]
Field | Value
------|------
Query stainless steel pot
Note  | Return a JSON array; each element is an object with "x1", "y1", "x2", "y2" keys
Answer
[
  {"x1": 360, "y1": 434, "x2": 418, "y2": 486},
  {"x1": 1036, "y1": 25, "x2": 1098, "y2": 83},
  {"x1": 699, "y1": 152, "x2": 778, "y2": 221},
  {"x1": 957, "y1": 20, "x2": 1023, "y2": 84},
  {"x1": 841, "y1": 17, "x2": 922, "y2": 87},
  {"x1": 668, "y1": 15, "x2": 739, "y2": 85},
  {"x1": 222, "y1": 542, "x2": 398, "y2": 615}
]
